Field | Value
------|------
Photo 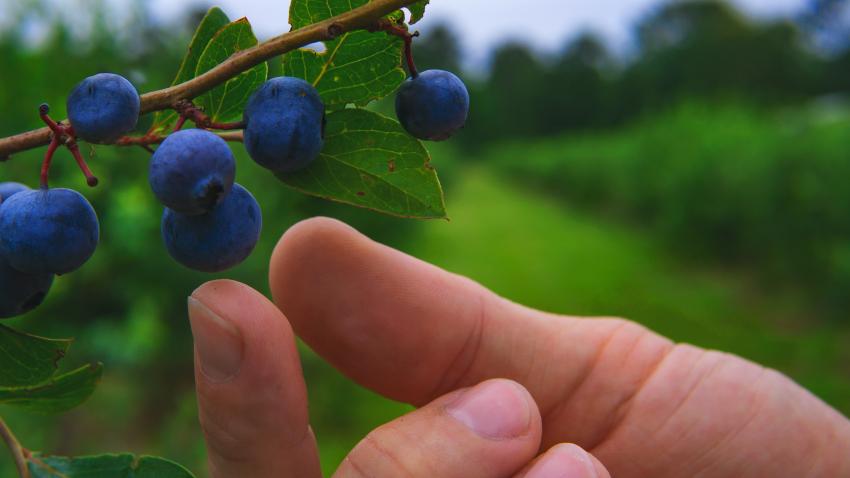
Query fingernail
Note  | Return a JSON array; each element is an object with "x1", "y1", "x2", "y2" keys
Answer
[
  {"x1": 187, "y1": 296, "x2": 243, "y2": 382},
  {"x1": 445, "y1": 379, "x2": 532, "y2": 439},
  {"x1": 525, "y1": 444, "x2": 598, "y2": 478}
]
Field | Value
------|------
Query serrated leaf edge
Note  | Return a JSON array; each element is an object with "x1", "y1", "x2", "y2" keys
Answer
[{"x1": 279, "y1": 109, "x2": 447, "y2": 219}]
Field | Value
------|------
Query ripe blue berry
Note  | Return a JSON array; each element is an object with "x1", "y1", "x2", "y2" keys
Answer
[
  {"x1": 67, "y1": 73, "x2": 141, "y2": 143},
  {"x1": 161, "y1": 184, "x2": 261, "y2": 273},
  {"x1": 395, "y1": 70, "x2": 469, "y2": 141},
  {"x1": 0, "y1": 189, "x2": 100, "y2": 275},
  {"x1": 0, "y1": 257, "x2": 53, "y2": 319},
  {"x1": 243, "y1": 77, "x2": 325, "y2": 173},
  {"x1": 0, "y1": 182, "x2": 29, "y2": 203},
  {"x1": 149, "y1": 129, "x2": 236, "y2": 215}
]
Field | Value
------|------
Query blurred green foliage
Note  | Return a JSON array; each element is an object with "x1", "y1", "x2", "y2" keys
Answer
[
  {"x1": 1, "y1": 0, "x2": 849, "y2": 476},
  {"x1": 490, "y1": 103, "x2": 850, "y2": 320}
]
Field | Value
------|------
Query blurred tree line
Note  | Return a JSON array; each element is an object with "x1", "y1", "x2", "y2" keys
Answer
[{"x1": 413, "y1": 0, "x2": 850, "y2": 148}]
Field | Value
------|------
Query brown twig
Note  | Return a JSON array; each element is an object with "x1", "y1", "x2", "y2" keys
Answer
[
  {"x1": 173, "y1": 100, "x2": 246, "y2": 131},
  {"x1": 0, "y1": 0, "x2": 420, "y2": 159},
  {"x1": 0, "y1": 417, "x2": 29, "y2": 478}
]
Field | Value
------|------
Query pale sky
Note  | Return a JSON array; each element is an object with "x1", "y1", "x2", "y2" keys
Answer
[
  {"x1": 145, "y1": 0, "x2": 807, "y2": 64},
  {"x1": 1, "y1": 0, "x2": 810, "y2": 66}
]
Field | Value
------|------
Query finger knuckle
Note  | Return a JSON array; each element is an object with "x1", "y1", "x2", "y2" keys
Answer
[{"x1": 344, "y1": 428, "x2": 418, "y2": 478}]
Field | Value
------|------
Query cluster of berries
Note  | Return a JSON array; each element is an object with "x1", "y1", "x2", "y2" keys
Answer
[{"x1": 0, "y1": 60, "x2": 468, "y2": 319}]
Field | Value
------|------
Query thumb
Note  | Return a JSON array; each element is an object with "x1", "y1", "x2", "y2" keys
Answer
[
  {"x1": 515, "y1": 444, "x2": 611, "y2": 478},
  {"x1": 188, "y1": 279, "x2": 321, "y2": 478},
  {"x1": 336, "y1": 379, "x2": 542, "y2": 477}
]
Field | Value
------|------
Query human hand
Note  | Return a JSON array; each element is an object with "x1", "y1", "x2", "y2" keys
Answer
[{"x1": 186, "y1": 217, "x2": 850, "y2": 477}]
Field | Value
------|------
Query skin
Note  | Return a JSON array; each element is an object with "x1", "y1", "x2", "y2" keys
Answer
[{"x1": 187, "y1": 217, "x2": 850, "y2": 477}]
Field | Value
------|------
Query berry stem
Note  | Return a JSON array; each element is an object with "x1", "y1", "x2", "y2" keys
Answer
[
  {"x1": 116, "y1": 131, "x2": 244, "y2": 149},
  {"x1": 173, "y1": 100, "x2": 246, "y2": 131},
  {"x1": 66, "y1": 138, "x2": 99, "y2": 187},
  {"x1": 38, "y1": 104, "x2": 63, "y2": 135},
  {"x1": 375, "y1": 20, "x2": 419, "y2": 78},
  {"x1": 37, "y1": 105, "x2": 99, "y2": 188},
  {"x1": 40, "y1": 136, "x2": 60, "y2": 189},
  {"x1": 173, "y1": 115, "x2": 187, "y2": 132}
]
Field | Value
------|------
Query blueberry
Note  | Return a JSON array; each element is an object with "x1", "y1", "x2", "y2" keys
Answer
[
  {"x1": 162, "y1": 183, "x2": 261, "y2": 273},
  {"x1": 67, "y1": 73, "x2": 141, "y2": 143},
  {"x1": 149, "y1": 129, "x2": 236, "y2": 215},
  {"x1": 395, "y1": 70, "x2": 469, "y2": 141},
  {"x1": 243, "y1": 77, "x2": 325, "y2": 173},
  {"x1": 0, "y1": 189, "x2": 99, "y2": 275},
  {"x1": 0, "y1": 256, "x2": 53, "y2": 319},
  {"x1": 0, "y1": 182, "x2": 29, "y2": 203}
]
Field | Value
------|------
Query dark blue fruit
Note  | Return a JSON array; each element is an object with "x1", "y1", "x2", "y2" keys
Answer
[
  {"x1": 67, "y1": 73, "x2": 140, "y2": 143},
  {"x1": 0, "y1": 182, "x2": 29, "y2": 203},
  {"x1": 162, "y1": 183, "x2": 261, "y2": 273},
  {"x1": 395, "y1": 69, "x2": 469, "y2": 141},
  {"x1": 149, "y1": 129, "x2": 236, "y2": 215},
  {"x1": 243, "y1": 77, "x2": 325, "y2": 173},
  {"x1": 0, "y1": 256, "x2": 53, "y2": 319},
  {"x1": 0, "y1": 189, "x2": 99, "y2": 275}
]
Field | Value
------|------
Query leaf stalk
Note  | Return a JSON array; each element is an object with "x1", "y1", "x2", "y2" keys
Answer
[{"x1": 0, "y1": 416, "x2": 30, "y2": 478}]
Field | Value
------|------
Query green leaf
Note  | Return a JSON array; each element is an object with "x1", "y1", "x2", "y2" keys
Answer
[
  {"x1": 0, "y1": 363, "x2": 102, "y2": 414},
  {"x1": 0, "y1": 324, "x2": 71, "y2": 388},
  {"x1": 407, "y1": 1, "x2": 429, "y2": 24},
  {"x1": 150, "y1": 7, "x2": 231, "y2": 134},
  {"x1": 277, "y1": 109, "x2": 446, "y2": 219},
  {"x1": 288, "y1": 0, "x2": 367, "y2": 30},
  {"x1": 28, "y1": 453, "x2": 195, "y2": 478},
  {"x1": 195, "y1": 18, "x2": 268, "y2": 123},
  {"x1": 284, "y1": 0, "x2": 406, "y2": 108}
]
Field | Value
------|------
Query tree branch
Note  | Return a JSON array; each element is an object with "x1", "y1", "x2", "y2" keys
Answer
[
  {"x1": 0, "y1": 0, "x2": 419, "y2": 159},
  {"x1": 0, "y1": 417, "x2": 29, "y2": 478}
]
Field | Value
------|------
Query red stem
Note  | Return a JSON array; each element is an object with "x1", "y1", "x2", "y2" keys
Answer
[
  {"x1": 38, "y1": 104, "x2": 62, "y2": 135},
  {"x1": 375, "y1": 21, "x2": 419, "y2": 78},
  {"x1": 403, "y1": 31, "x2": 419, "y2": 78},
  {"x1": 40, "y1": 136, "x2": 59, "y2": 189},
  {"x1": 116, "y1": 131, "x2": 244, "y2": 149},
  {"x1": 37, "y1": 105, "x2": 98, "y2": 188},
  {"x1": 173, "y1": 100, "x2": 245, "y2": 131},
  {"x1": 205, "y1": 120, "x2": 246, "y2": 130},
  {"x1": 173, "y1": 116, "x2": 187, "y2": 132},
  {"x1": 66, "y1": 139, "x2": 99, "y2": 187}
]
